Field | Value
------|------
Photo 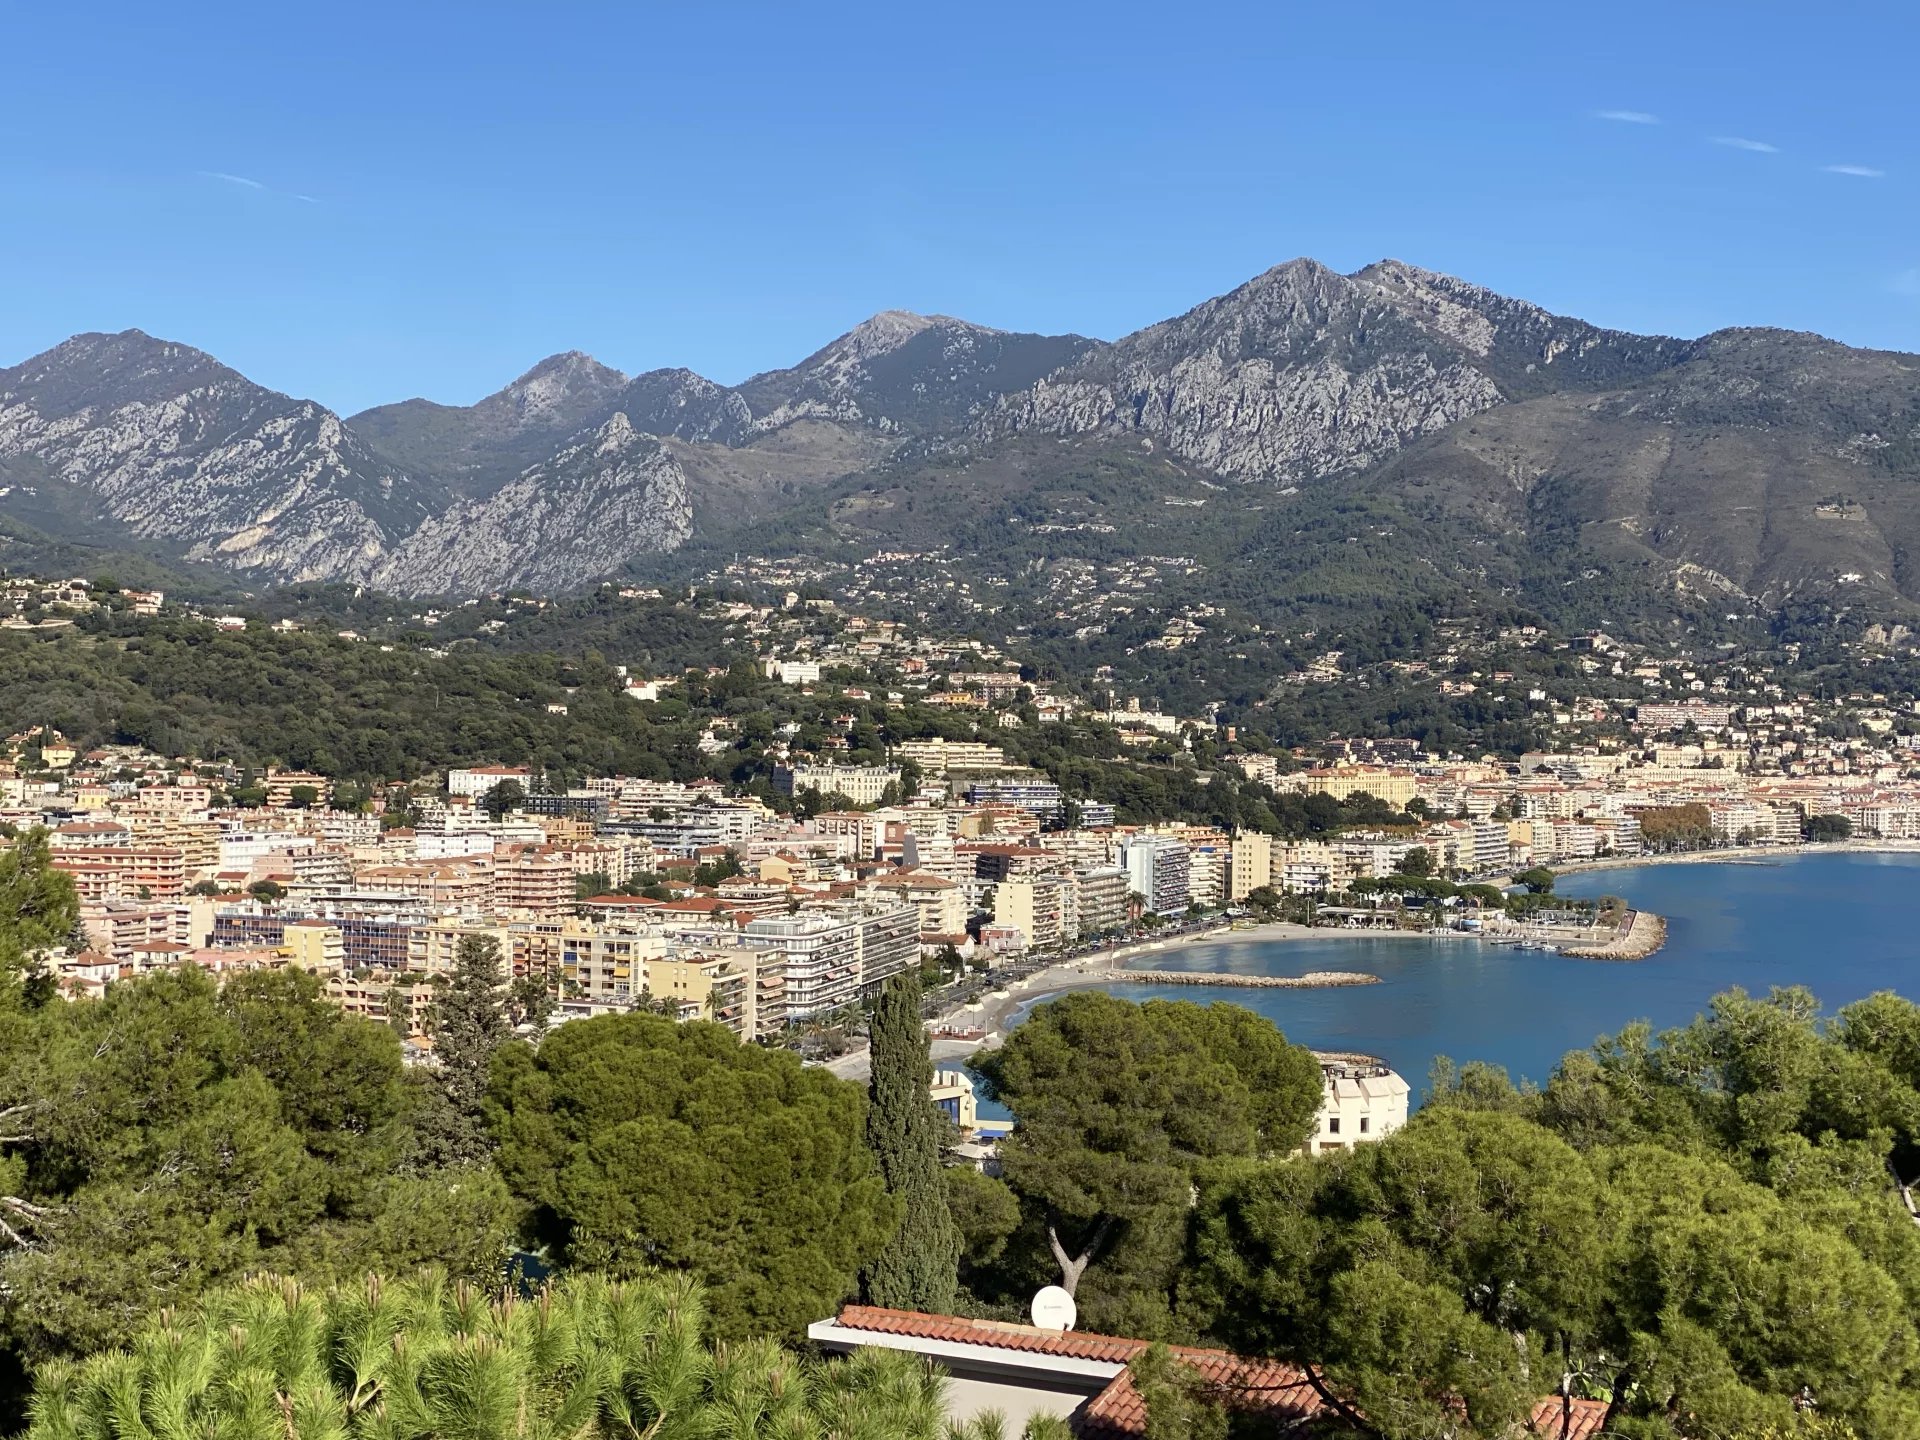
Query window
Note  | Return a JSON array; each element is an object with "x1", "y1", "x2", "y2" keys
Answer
[
  {"x1": 1327, "y1": 1116, "x2": 1340, "y2": 1135},
  {"x1": 1360, "y1": 1116, "x2": 1370, "y2": 1134}
]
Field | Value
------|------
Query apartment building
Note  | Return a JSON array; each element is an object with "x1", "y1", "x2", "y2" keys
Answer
[
  {"x1": 1309, "y1": 1063, "x2": 1411, "y2": 1154},
  {"x1": 262, "y1": 770, "x2": 333, "y2": 808},
  {"x1": 992, "y1": 874, "x2": 1078, "y2": 951},
  {"x1": 776, "y1": 764, "x2": 902, "y2": 806},
  {"x1": 1071, "y1": 865, "x2": 1130, "y2": 937},
  {"x1": 862, "y1": 870, "x2": 967, "y2": 944},
  {"x1": 408, "y1": 917, "x2": 514, "y2": 975},
  {"x1": 560, "y1": 922, "x2": 670, "y2": 1002},
  {"x1": 642, "y1": 950, "x2": 744, "y2": 1023},
  {"x1": 447, "y1": 765, "x2": 534, "y2": 799},
  {"x1": 739, "y1": 903, "x2": 918, "y2": 1022},
  {"x1": 1229, "y1": 831, "x2": 1274, "y2": 901},
  {"x1": 891, "y1": 738, "x2": 1011, "y2": 773},
  {"x1": 492, "y1": 844, "x2": 574, "y2": 917},
  {"x1": 1279, "y1": 764, "x2": 1418, "y2": 808},
  {"x1": 355, "y1": 858, "x2": 494, "y2": 909},
  {"x1": 52, "y1": 844, "x2": 187, "y2": 901},
  {"x1": 962, "y1": 778, "x2": 1065, "y2": 824},
  {"x1": 282, "y1": 919, "x2": 347, "y2": 974},
  {"x1": 1121, "y1": 834, "x2": 1190, "y2": 916}
]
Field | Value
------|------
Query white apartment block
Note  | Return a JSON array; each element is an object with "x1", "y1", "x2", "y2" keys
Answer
[
  {"x1": 892, "y1": 738, "x2": 1011, "y2": 773},
  {"x1": 447, "y1": 765, "x2": 533, "y2": 799}
]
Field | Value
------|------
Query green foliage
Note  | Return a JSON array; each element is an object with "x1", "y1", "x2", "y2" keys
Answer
[
  {"x1": 971, "y1": 993, "x2": 1322, "y2": 1332},
  {"x1": 1637, "y1": 803, "x2": 1715, "y2": 851},
  {"x1": 0, "y1": 829, "x2": 79, "y2": 1002},
  {"x1": 480, "y1": 777, "x2": 525, "y2": 820},
  {"x1": 0, "y1": 967, "x2": 514, "y2": 1367},
  {"x1": 863, "y1": 974, "x2": 960, "y2": 1313},
  {"x1": 945, "y1": 1168, "x2": 1023, "y2": 1277},
  {"x1": 1128, "y1": 1344, "x2": 1228, "y2": 1440},
  {"x1": 488, "y1": 1012, "x2": 897, "y2": 1338},
  {"x1": 416, "y1": 934, "x2": 514, "y2": 1170},
  {"x1": 1392, "y1": 846, "x2": 1433, "y2": 878},
  {"x1": 25, "y1": 1268, "x2": 958, "y2": 1440},
  {"x1": 1807, "y1": 812, "x2": 1854, "y2": 842},
  {"x1": 1189, "y1": 987, "x2": 1920, "y2": 1438},
  {"x1": 1514, "y1": 866, "x2": 1557, "y2": 894},
  {"x1": 0, "y1": 617, "x2": 719, "y2": 783}
]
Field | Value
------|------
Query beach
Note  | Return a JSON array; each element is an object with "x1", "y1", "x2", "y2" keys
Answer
[
  {"x1": 1544, "y1": 838, "x2": 1920, "y2": 878},
  {"x1": 825, "y1": 919, "x2": 1430, "y2": 1080}
]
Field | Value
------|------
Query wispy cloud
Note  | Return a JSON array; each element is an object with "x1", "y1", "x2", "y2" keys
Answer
[
  {"x1": 1596, "y1": 109, "x2": 1660, "y2": 125},
  {"x1": 1711, "y1": 136, "x2": 1778, "y2": 153},
  {"x1": 196, "y1": 169, "x2": 321, "y2": 203},
  {"x1": 1825, "y1": 163, "x2": 1885, "y2": 178}
]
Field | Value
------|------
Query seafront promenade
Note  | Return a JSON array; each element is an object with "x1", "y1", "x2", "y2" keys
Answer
[{"x1": 1120, "y1": 969, "x2": 1381, "y2": 988}]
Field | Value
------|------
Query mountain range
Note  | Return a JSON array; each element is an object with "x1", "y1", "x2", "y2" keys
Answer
[{"x1": 3, "y1": 259, "x2": 1918, "y2": 632}]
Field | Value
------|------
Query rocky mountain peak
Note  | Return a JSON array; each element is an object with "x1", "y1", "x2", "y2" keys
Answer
[
  {"x1": 736, "y1": 308, "x2": 1056, "y2": 434},
  {"x1": 477, "y1": 350, "x2": 629, "y2": 432},
  {"x1": 1349, "y1": 259, "x2": 1520, "y2": 357},
  {"x1": 5, "y1": 329, "x2": 244, "y2": 404}
]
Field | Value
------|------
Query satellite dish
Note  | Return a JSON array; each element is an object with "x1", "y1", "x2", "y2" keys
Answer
[{"x1": 1030, "y1": 1285, "x2": 1077, "y2": 1332}]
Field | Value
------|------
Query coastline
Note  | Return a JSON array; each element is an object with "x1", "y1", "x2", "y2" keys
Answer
[
  {"x1": 837, "y1": 898, "x2": 1688, "y2": 1082},
  {"x1": 1547, "y1": 839, "x2": 1920, "y2": 878},
  {"x1": 931, "y1": 919, "x2": 1447, "y2": 1049}
]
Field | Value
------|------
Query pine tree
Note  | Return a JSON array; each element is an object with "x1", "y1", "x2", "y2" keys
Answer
[
  {"x1": 423, "y1": 934, "x2": 513, "y2": 1168},
  {"x1": 863, "y1": 972, "x2": 961, "y2": 1312}
]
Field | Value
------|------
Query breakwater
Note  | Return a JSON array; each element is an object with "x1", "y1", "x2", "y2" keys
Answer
[
  {"x1": 1120, "y1": 969, "x2": 1382, "y2": 989},
  {"x1": 1557, "y1": 909, "x2": 1666, "y2": 961}
]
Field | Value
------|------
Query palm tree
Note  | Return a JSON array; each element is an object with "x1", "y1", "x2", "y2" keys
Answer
[{"x1": 25, "y1": 1269, "x2": 969, "y2": 1440}]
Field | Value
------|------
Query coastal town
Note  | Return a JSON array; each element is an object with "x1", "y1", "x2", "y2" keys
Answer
[{"x1": 0, "y1": 574, "x2": 1909, "y2": 1041}]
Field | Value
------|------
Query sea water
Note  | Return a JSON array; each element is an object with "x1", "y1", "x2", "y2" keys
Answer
[{"x1": 985, "y1": 852, "x2": 1920, "y2": 1110}]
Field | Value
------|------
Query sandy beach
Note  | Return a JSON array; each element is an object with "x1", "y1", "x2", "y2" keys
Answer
[
  {"x1": 938, "y1": 920, "x2": 1437, "y2": 1048},
  {"x1": 1544, "y1": 839, "x2": 1920, "y2": 879},
  {"x1": 825, "y1": 918, "x2": 1433, "y2": 1080}
]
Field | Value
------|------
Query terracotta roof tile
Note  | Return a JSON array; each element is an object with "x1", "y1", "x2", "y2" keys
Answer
[
  {"x1": 1075, "y1": 1353, "x2": 1321, "y2": 1440},
  {"x1": 1525, "y1": 1398, "x2": 1610, "y2": 1440},
  {"x1": 831, "y1": 1308, "x2": 1610, "y2": 1440}
]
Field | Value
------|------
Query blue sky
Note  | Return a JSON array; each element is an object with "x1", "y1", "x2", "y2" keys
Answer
[{"x1": 2, "y1": 1, "x2": 1912, "y2": 414}]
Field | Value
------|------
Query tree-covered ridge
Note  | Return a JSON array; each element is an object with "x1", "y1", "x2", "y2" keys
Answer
[
  {"x1": 0, "y1": 601, "x2": 1483, "y2": 824},
  {"x1": 0, "y1": 612, "x2": 724, "y2": 783}
]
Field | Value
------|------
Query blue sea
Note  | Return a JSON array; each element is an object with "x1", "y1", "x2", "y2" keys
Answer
[{"x1": 985, "y1": 852, "x2": 1920, "y2": 1107}]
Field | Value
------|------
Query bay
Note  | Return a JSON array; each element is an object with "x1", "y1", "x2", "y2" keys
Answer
[{"x1": 992, "y1": 851, "x2": 1920, "y2": 1104}]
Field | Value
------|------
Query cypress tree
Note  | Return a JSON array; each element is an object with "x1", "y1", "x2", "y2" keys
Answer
[
  {"x1": 421, "y1": 933, "x2": 513, "y2": 1168},
  {"x1": 863, "y1": 972, "x2": 962, "y2": 1312}
]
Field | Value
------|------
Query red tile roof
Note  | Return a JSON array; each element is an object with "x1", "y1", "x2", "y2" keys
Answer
[
  {"x1": 829, "y1": 1308, "x2": 1609, "y2": 1439},
  {"x1": 1076, "y1": 1350, "x2": 1321, "y2": 1439}
]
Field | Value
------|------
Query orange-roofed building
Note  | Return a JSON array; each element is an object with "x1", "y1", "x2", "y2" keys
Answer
[{"x1": 809, "y1": 1306, "x2": 1608, "y2": 1439}]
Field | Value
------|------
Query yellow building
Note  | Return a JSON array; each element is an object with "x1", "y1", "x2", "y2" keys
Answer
[
  {"x1": 1283, "y1": 765, "x2": 1419, "y2": 808},
  {"x1": 1229, "y1": 831, "x2": 1274, "y2": 901},
  {"x1": 642, "y1": 951, "x2": 745, "y2": 1025},
  {"x1": 992, "y1": 875, "x2": 1075, "y2": 950},
  {"x1": 281, "y1": 919, "x2": 346, "y2": 974}
]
